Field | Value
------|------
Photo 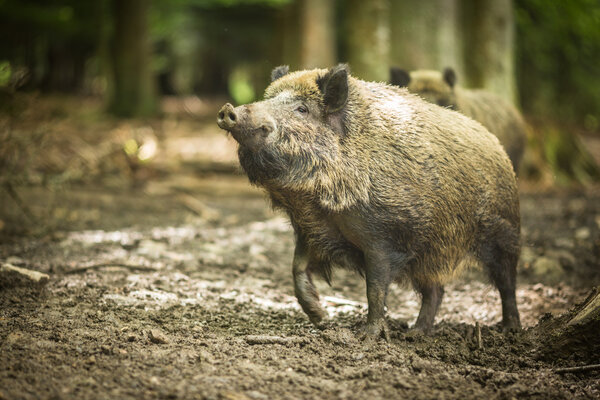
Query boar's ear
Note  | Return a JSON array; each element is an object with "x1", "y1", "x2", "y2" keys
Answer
[
  {"x1": 271, "y1": 65, "x2": 289, "y2": 82},
  {"x1": 317, "y1": 64, "x2": 349, "y2": 114},
  {"x1": 443, "y1": 67, "x2": 457, "y2": 88},
  {"x1": 390, "y1": 67, "x2": 411, "y2": 87}
]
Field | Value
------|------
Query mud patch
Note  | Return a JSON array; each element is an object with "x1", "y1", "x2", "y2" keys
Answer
[{"x1": 1, "y1": 180, "x2": 600, "y2": 399}]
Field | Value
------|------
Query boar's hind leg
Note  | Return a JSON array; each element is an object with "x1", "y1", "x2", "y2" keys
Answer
[
  {"x1": 478, "y1": 224, "x2": 521, "y2": 331},
  {"x1": 413, "y1": 283, "x2": 445, "y2": 333},
  {"x1": 293, "y1": 237, "x2": 326, "y2": 327}
]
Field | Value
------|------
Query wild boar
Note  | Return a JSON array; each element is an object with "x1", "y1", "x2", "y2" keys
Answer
[{"x1": 217, "y1": 65, "x2": 521, "y2": 340}]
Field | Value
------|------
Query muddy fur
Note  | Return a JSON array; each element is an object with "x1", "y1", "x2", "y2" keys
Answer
[
  {"x1": 390, "y1": 67, "x2": 527, "y2": 173},
  {"x1": 218, "y1": 65, "x2": 521, "y2": 335}
]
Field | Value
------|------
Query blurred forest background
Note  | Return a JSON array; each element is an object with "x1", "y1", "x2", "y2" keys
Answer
[{"x1": 1, "y1": 0, "x2": 600, "y2": 235}]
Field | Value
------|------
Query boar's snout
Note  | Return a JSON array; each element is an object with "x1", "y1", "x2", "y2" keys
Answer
[
  {"x1": 217, "y1": 102, "x2": 276, "y2": 150},
  {"x1": 217, "y1": 103, "x2": 238, "y2": 131}
]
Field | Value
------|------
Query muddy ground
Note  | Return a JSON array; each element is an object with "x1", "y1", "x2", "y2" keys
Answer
[{"x1": 1, "y1": 96, "x2": 599, "y2": 399}]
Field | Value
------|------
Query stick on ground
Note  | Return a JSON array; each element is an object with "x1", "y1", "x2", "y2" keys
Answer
[
  {"x1": 65, "y1": 263, "x2": 158, "y2": 274},
  {"x1": 554, "y1": 364, "x2": 600, "y2": 374}
]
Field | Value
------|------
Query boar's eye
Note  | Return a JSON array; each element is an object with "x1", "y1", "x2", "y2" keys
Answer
[{"x1": 295, "y1": 105, "x2": 308, "y2": 114}]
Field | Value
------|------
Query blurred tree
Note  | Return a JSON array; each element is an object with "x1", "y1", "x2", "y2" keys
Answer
[
  {"x1": 390, "y1": 0, "x2": 463, "y2": 80},
  {"x1": 109, "y1": 0, "x2": 157, "y2": 117},
  {"x1": 462, "y1": 0, "x2": 516, "y2": 103},
  {"x1": 299, "y1": 0, "x2": 336, "y2": 69},
  {"x1": 279, "y1": 1, "x2": 301, "y2": 70},
  {"x1": 345, "y1": 0, "x2": 390, "y2": 82},
  {"x1": 0, "y1": 0, "x2": 100, "y2": 92}
]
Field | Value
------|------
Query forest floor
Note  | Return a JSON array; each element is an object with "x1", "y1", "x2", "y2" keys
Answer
[{"x1": 0, "y1": 95, "x2": 599, "y2": 399}]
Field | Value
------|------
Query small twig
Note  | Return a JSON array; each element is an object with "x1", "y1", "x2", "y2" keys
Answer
[
  {"x1": 65, "y1": 263, "x2": 158, "y2": 274},
  {"x1": 245, "y1": 335, "x2": 308, "y2": 345},
  {"x1": 475, "y1": 322, "x2": 483, "y2": 350},
  {"x1": 554, "y1": 364, "x2": 600, "y2": 374}
]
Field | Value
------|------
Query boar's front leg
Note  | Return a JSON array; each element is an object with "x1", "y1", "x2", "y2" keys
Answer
[
  {"x1": 293, "y1": 235, "x2": 327, "y2": 327},
  {"x1": 362, "y1": 249, "x2": 392, "y2": 342}
]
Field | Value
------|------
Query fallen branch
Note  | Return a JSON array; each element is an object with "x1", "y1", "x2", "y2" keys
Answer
[
  {"x1": 554, "y1": 364, "x2": 600, "y2": 374},
  {"x1": 244, "y1": 335, "x2": 308, "y2": 345},
  {"x1": 65, "y1": 263, "x2": 158, "y2": 274}
]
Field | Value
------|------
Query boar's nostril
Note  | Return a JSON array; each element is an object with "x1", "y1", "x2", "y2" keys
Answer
[{"x1": 217, "y1": 103, "x2": 238, "y2": 131}]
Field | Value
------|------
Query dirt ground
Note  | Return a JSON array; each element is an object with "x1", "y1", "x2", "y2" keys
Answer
[{"x1": 1, "y1": 96, "x2": 599, "y2": 399}]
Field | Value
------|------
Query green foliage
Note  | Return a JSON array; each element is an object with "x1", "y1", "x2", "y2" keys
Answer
[
  {"x1": 515, "y1": 0, "x2": 600, "y2": 129},
  {"x1": 0, "y1": 61, "x2": 10, "y2": 87},
  {"x1": 542, "y1": 124, "x2": 600, "y2": 184},
  {"x1": 228, "y1": 67, "x2": 256, "y2": 105}
]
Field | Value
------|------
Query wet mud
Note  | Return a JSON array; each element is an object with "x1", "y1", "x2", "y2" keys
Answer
[{"x1": 1, "y1": 174, "x2": 599, "y2": 399}]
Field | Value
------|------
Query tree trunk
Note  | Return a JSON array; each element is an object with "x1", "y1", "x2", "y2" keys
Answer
[
  {"x1": 390, "y1": 0, "x2": 463, "y2": 80},
  {"x1": 345, "y1": 0, "x2": 390, "y2": 82},
  {"x1": 109, "y1": 0, "x2": 156, "y2": 117},
  {"x1": 278, "y1": 2, "x2": 301, "y2": 71},
  {"x1": 461, "y1": 0, "x2": 516, "y2": 103},
  {"x1": 299, "y1": 0, "x2": 336, "y2": 69},
  {"x1": 535, "y1": 288, "x2": 600, "y2": 363}
]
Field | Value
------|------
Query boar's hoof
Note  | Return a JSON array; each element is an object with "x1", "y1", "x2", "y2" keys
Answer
[
  {"x1": 359, "y1": 319, "x2": 390, "y2": 343},
  {"x1": 306, "y1": 308, "x2": 328, "y2": 329},
  {"x1": 411, "y1": 322, "x2": 434, "y2": 335},
  {"x1": 501, "y1": 319, "x2": 522, "y2": 334}
]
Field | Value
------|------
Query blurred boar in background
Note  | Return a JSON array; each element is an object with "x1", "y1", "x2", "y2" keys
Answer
[{"x1": 390, "y1": 67, "x2": 527, "y2": 173}]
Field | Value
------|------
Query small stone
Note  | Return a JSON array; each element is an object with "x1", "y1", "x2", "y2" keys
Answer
[
  {"x1": 100, "y1": 345, "x2": 112, "y2": 355},
  {"x1": 411, "y1": 357, "x2": 436, "y2": 373},
  {"x1": 219, "y1": 390, "x2": 251, "y2": 400},
  {"x1": 148, "y1": 329, "x2": 169, "y2": 344},
  {"x1": 149, "y1": 376, "x2": 161, "y2": 386},
  {"x1": 247, "y1": 391, "x2": 269, "y2": 400},
  {"x1": 87, "y1": 355, "x2": 96, "y2": 364},
  {"x1": 393, "y1": 378, "x2": 413, "y2": 389},
  {"x1": 554, "y1": 237, "x2": 575, "y2": 249},
  {"x1": 574, "y1": 227, "x2": 591, "y2": 241},
  {"x1": 352, "y1": 352, "x2": 365, "y2": 361}
]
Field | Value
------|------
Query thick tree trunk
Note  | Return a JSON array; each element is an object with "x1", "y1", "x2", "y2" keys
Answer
[
  {"x1": 345, "y1": 0, "x2": 390, "y2": 82},
  {"x1": 41, "y1": 43, "x2": 88, "y2": 93},
  {"x1": 299, "y1": 0, "x2": 336, "y2": 69},
  {"x1": 279, "y1": 2, "x2": 301, "y2": 71},
  {"x1": 390, "y1": 0, "x2": 463, "y2": 79},
  {"x1": 109, "y1": 0, "x2": 156, "y2": 117},
  {"x1": 461, "y1": 0, "x2": 516, "y2": 103}
]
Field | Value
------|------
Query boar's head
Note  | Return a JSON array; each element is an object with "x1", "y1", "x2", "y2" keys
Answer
[{"x1": 217, "y1": 65, "x2": 354, "y2": 194}]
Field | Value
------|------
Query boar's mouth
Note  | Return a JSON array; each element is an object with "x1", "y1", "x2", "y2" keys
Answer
[
  {"x1": 228, "y1": 125, "x2": 274, "y2": 152},
  {"x1": 237, "y1": 143, "x2": 285, "y2": 184}
]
